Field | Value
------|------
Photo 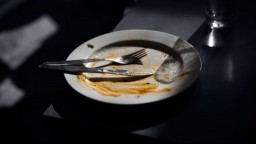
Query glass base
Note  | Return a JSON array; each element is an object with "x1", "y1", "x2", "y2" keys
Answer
[{"x1": 207, "y1": 20, "x2": 232, "y2": 29}]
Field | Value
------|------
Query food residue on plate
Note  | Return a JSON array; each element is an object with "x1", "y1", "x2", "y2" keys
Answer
[
  {"x1": 76, "y1": 48, "x2": 176, "y2": 97},
  {"x1": 87, "y1": 43, "x2": 94, "y2": 48},
  {"x1": 176, "y1": 71, "x2": 191, "y2": 81},
  {"x1": 77, "y1": 75, "x2": 172, "y2": 97}
]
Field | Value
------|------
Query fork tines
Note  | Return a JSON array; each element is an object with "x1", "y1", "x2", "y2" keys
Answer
[{"x1": 130, "y1": 49, "x2": 147, "y2": 59}]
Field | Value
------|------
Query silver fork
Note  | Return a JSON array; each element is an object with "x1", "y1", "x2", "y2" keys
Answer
[
  {"x1": 43, "y1": 49, "x2": 147, "y2": 65},
  {"x1": 39, "y1": 49, "x2": 150, "y2": 75}
]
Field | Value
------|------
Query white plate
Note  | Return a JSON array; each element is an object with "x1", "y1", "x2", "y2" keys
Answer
[{"x1": 64, "y1": 30, "x2": 202, "y2": 105}]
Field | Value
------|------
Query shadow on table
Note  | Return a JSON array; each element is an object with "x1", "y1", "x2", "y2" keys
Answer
[{"x1": 51, "y1": 79, "x2": 200, "y2": 132}]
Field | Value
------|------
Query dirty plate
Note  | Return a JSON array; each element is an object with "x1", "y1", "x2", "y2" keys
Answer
[{"x1": 64, "y1": 30, "x2": 202, "y2": 105}]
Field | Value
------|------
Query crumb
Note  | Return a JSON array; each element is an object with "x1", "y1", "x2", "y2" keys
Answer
[
  {"x1": 164, "y1": 74, "x2": 171, "y2": 80},
  {"x1": 87, "y1": 43, "x2": 94, "y2": 48}
]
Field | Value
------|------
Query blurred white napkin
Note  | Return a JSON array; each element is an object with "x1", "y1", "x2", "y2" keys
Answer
[
  {"x1": 0, "y1": 77, "x2": 24, "y2": 108},
  {"x1": 0, "y1": 15, "x2": 58, "y2": 69}
]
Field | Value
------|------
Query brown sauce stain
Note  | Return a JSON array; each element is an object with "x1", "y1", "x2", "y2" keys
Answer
[
  {"x1": 177, "y1": 71, "x2": 191, "y2": 81},
  {"x1": 104, "y1": 51, "x2": 118, "y2": 58},
  {"x1": 156, "y1": 88, "x2": 172, "y2": 93},
  {"x1": 164, "y1": 74, "x2": 172, "y2": 81},
  {"x1": 77, "y1": 50, "x2": 172, "y2": 97},
  {"x1": 77, "y1": 75, "x2": 172, "y2": 97}
]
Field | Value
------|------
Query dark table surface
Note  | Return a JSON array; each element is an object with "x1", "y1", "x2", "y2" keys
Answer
[{"x1": 1, "y1": 0, "x2": 256, "y2": 143}]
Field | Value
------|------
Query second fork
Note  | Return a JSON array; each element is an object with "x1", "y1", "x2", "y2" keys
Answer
[{"x1": 43, "y1": 48, "x2": 147, "y2": 65}]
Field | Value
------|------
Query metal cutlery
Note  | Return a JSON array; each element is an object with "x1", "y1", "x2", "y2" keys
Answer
[
  {"x1": 38, "y1": 49, "x2": 153, "y2": 76},
  {"x1": 43, "y1": 49, "x2": 146, "y2": 65}
]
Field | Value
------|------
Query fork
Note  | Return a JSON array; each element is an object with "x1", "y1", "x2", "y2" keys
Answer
[
  {"x1": 39, "y1": 49, "x2": 150, "y2": 75},
  {"x1": 43, "y1": 48, "x2": 147, "y2": 65}
]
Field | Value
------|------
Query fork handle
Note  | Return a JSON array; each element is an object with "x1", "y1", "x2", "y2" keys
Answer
[{"x1": 43, "y1": 58, "x2": 108, "y2": 65}]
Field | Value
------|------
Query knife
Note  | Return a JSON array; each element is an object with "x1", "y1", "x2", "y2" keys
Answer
[{"x1": 38, "y1": 64, "x2": 154, "y2": 76}]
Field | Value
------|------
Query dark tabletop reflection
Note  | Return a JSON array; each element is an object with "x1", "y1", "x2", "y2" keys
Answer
[
  {"x1": 204, "y1": 27, "x2": 233, "y2": 48},
  {"x1": 51, "y1": 79, "x2": 199, "y2": 132}
]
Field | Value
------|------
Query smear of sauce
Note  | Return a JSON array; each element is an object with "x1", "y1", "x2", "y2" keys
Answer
[
  {"x1": 176, "y1": 71, "x2": 192, "y2": 81},
  {"x1": 77, "y1": 75, "x2": 172, "y2": 97},
  {"x1": 77, "y1": 49, "x2": 173, "y2": 97}
]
